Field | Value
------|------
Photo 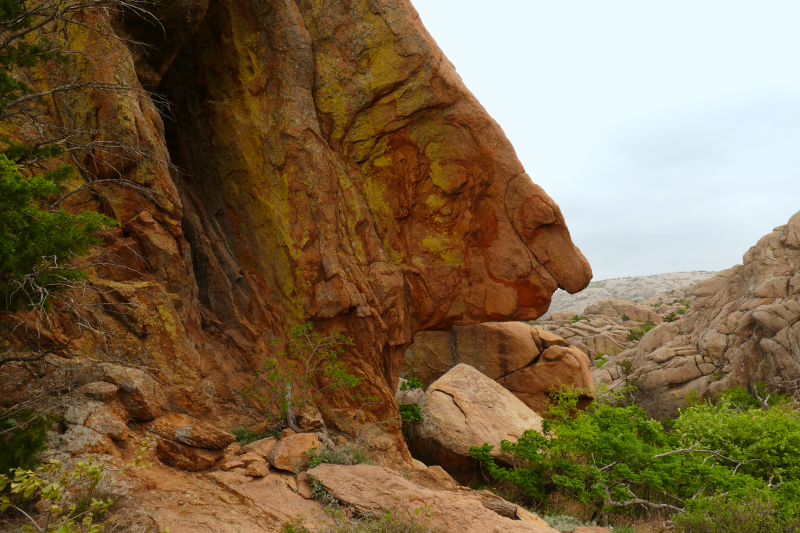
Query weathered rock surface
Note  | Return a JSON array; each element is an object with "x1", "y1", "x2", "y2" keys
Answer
[
  {"x1": 78, "y1": 382, "x2": 119, "y2": 403},
  {"x1": 547, "y1": 271, "x2": 716, "y2": 316},
  {"x1": 402, "y1": 322, "x2": 594, "y2": 413},
  {"x1": 307, "y1": 464, "x2": 558, "y2": 533},
  {"x1": 600, "y1": 211, "x2": 800, "y2": 417},
  {"x1": 99, "y1": 364, "x2": 168, "y2": 422},
  {"x1": 148, "y1": 413, "x2": 235, "y2": 450},
  {"x1": 156, "y1": 438, "x2": 223, "y2": 471},
  {"x1": 409, "y1": 364, "x2": 544, "y2": 483},
  {"x1": 497, "y1": 345, "x2": 594, "y2": 412},
  {"x1": 241, "y1": 437, "x2": 278, "y2": 459},
  {"x1": 269, "y1": 433, "x2": 320, "y2": 472}
]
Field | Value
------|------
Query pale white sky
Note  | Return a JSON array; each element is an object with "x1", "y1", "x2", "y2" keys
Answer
[{"x1": 413, "y1": 0, "x2": 800, "y2": 280}]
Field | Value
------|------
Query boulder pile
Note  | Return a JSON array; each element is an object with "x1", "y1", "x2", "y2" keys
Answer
[
  {"x1": 403, "y1": 322, "x2": 594, "y2": 413},
  {"x1": 598, "y1": 210, "x2": 800, "y2": 416}
]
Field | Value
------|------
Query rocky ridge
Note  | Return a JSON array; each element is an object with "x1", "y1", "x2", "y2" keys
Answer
[{"x1": 547, "y1": 271, "x2": 716, "y2": 316}]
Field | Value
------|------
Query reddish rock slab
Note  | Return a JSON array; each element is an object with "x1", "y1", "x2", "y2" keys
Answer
[
  {"x1": 156, "y1": 438, "x2": 223, "y2": 471},
  {"x1": 148, "y1": 413, "x2": 235, "y2": 450}
]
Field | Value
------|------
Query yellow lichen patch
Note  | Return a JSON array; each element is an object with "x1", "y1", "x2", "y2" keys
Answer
[
  {"x1": 425, "y1": 194, "x2": 447, "y2": 211},
  {"x1": 422, "y1": 235, "x2": 464, "y2": 267}
]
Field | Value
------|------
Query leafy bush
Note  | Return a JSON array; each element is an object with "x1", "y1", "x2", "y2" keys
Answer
[
  {"x1": 399, "y1": 404, "x2": 423, "y2": 424},
  {"x1": 470, "y1": 387, "x2": 800, "y2": 527},
  {"x1": 0, "y1": 408, "x2": 55, "y2": 474},
  {"x1": 626, "y1": 325, "x2": 654, "y2": 341},
  {"x1": 675, "y1": 492, "x2": 800, "y2": 533},
  {"x1": 570, "y1": 316, "x2": 589, "y2": 324},
  {"x1": 243, "y1": 322, "x2": 366, "y2": 428},
  {"x1": 663, "y1": 311, "x2": 678, "y2": 323},
  {"x1": 1, "y1": 459, "x2": 114, "y2": 533},
  {"x1": 595, "y1": 359, "x2": 608, "y2": 369},
  {"x1": 674, "y1": 398, "x2": 800, "y2": 484},
  {"x1": 621, "y1": 314, "x2": 630, "y2": 321},
  {"x1": 677, "y1": 308, "x2": 686, "y2": 315}
]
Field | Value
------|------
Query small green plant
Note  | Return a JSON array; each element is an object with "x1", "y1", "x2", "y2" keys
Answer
[
  {"x1": 230, "y1": 426, "x2": 276, "y2": 445},
  {"x1": 664, "y1": 311, "x2": 679, "y2": 322},
  {"x1": 398, "y1": 376, "x2": 424, "y2": 425},
  {"x1": 285, "y1": 501, "x2": 437, "y2": 532},
  {"x1": 243, "y1": 322, "x2": 366, "y2": 430},
  {"x1": 569, "y1": 316, "x2": 589, "y2": 324},
  {"x1": 305, "y1": 441, "x2": 371, "y2": 471},
  {"x1": 595, "y1": 359, "x2": 608, "y2": 369},
  {"x1": 621, "y1": 314, "x2": 630, "y2": 321},
  {"x1": 0, "y1": 156, "x2": 114, "y2": 312},
  {"x1": 677, "y1": 308, "x2": 686, "y2": 315}
]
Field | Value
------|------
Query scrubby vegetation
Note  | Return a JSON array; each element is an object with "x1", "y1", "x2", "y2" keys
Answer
[
  {"x1": 471, "y1": 384, "x2": 800, "y2": 532},
  {"x1": 284, "y1": 504, "x2": 437, "y2": 533},
  {"x1": 627, "y1": 320, "x2": 657, "y2": 341},
  {"x1": 243, "y1": 322, "x2": 370, "y2": 432}
]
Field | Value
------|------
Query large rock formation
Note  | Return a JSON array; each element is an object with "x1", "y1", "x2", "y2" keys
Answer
[
  {"x1": 599, "y1": 211, "x2": 800, "y2": 416},
  {"x1": 1, "y1": 0, "x2": 591, "y2": 458}
]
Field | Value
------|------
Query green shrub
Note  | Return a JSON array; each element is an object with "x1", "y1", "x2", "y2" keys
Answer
[
  {"x1": 570, "y1": 316, "x2": 589, "y2": 324},
  {"x1": 0, "y1": 408, "x2": 55, "y2": 475},
  {"x1": 229, "y1": 426, "x2": 276, "y2": 445},
  {"x1": 674, "y1": 398, "x2": 800, "y2": 484},
  {"x1": 285, "y1": 500, "x2": 437, "y2": 532},
  {"x1": 677, "y1": 308, "x2": 686, "y2": 315},
  {"x1": 595, "y1": 359, "x2": 608, "y2": 369},
  {"x1": 664, "y1": 311, "x2": 679, "y2": 323},
  {"x1": 399, "y1": 404, "x2": 423, "y2": 424},
  {"x1": 0, "y1": 156, "x2": 114, "y2": 312},
  {"x1": 399, "y1": 376, "x2": 424, "y2": 425},
  {"x1": 626, "y1": 325, "x2": 654, "y2": 341},
  {"x1": 305, "y1": 441, "x2": 371, "y2": 471},
  {"x1": 675, "y1": 492, "x2": 800, "y2": 533},
  {"x1": 621, "y1": 314, "x2": 630, "y2": 321},
  {"x1": 470, "y1": 388, "x2": 800, "y2": 525}
]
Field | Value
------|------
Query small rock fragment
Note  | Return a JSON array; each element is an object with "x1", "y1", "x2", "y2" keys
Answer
[
  {"x1": 78, "y1": 382, "x2": 119, "y2": 402},
  {"x1": 241, "y1": 437, "x2": 277, "y2": 458},
  {"x1": 296, "y1": 472, "x2": 313, "y2": 499},
  {"x1": 245, "y1": 460, "x2": 270, "y2": 477}
]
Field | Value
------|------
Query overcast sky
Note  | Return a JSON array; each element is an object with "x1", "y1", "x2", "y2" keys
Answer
[{"x1": 413, "y1": 0, "x2": 800, "y2": 281}]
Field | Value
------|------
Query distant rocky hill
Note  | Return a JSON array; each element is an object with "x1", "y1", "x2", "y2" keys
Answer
[{"x1": 546, "y1": 271, "x2": 717, "y2": 316}]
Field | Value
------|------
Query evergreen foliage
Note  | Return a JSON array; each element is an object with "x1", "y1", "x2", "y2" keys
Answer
[
  {"x1": 0, "y1": 155, "x2": 113, "y2": 312},
  {"x1": 0, "y1": 408, "x2": 54, "y2": 475}
]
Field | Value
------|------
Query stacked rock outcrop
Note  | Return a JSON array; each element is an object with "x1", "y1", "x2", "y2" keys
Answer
[
  {"x1": 598, "y1": 211, "x2": 800, "y2": 416},
  {"x1": 403, "y1": 322, "x2": 594, "y2": 413}
]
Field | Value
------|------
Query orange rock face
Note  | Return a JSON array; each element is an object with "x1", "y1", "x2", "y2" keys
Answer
[{"x1": 7, "y1": 0, "x2": 590, "y2": 456}]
